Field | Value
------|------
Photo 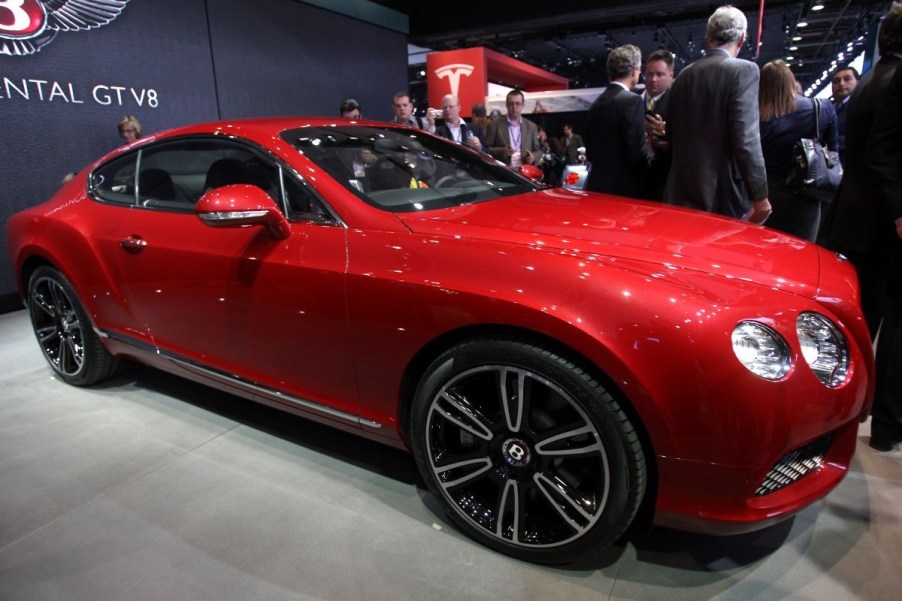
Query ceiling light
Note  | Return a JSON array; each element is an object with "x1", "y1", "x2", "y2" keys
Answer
[
  {"x1": 812, "y1": 3, "x2": 825, "y2": 11},
  {"x1": 790, "y1": 45, "x2": 798, "y2": 51},
  {"x1": 793, "y1": 35, "x2": 803, "y2": 41},
  {"x1": 798, "y1": 21, "x2": 809, "y2": 27}
]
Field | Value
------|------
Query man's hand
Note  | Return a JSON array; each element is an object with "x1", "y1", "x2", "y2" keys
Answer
[
  {"x1": 645, "y1": 113, "x2": 666, "y2": 138},
  {"x1": 895, "y1": 216, "x2": 902, "y2": 239},
  {"x1": 745, "y1": 198, "x2": 773, "y2": 225}
]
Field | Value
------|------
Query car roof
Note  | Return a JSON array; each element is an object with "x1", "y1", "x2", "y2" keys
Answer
[{"x1": 152, "y1": 117, "x2": 404, "y2": 140}]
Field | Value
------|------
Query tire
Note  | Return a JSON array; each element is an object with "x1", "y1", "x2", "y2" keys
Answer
[
  {"x1": 410, "y1": 337, "x2": 646, "y2": 564},
  {"x1": 27, "y1": 266, "x2": 119, "y2": 386}
]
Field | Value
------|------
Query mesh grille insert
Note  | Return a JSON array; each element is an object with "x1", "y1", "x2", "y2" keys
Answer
[{"x1": 755, "y1": 434, "x2": 833, "y2": 496}]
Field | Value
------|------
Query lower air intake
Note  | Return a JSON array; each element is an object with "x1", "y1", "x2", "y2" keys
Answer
[{"x1": 755, "y1": 434, "x2": 833, "y2": 496}]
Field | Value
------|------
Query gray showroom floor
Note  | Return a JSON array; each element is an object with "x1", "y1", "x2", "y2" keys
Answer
[{"x1": 1, "y1": 309, "x2": 901, "y2": 601}]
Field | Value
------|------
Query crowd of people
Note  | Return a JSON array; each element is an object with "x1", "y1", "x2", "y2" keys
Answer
[{"x1": 586, "y1": 2, "x2": 902, "y2": 455}]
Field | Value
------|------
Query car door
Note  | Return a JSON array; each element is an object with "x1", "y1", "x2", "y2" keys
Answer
[{"x1": 111, "y1": 137, "x2": 361, "y2": 418}]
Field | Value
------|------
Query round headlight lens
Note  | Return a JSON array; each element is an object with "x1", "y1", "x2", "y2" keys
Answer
[
  {"x1": 732, "y1": 322, "x2": 791, "y2": 380},
  {"x1": 796, "y1": 312, "x2": 849, "y2": 387}
]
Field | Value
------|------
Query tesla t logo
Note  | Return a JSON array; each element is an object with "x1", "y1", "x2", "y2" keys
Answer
[
  {"x1": 434, "y1": 63, "x2": 475, "y2": 98},
  {"x1": 1, "y1": 0, "x2": 131, "y2": 56}
]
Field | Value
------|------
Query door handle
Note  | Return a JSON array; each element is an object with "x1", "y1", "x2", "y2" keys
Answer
[{"x1": 120, "y1": 235, "x2": 148, "y2": 253}]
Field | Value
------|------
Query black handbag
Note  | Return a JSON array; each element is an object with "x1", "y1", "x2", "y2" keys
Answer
[{"x1": 786, "y1": 98, "x2": 843, "y2": 202}]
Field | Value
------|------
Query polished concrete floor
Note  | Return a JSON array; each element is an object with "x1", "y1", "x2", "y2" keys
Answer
[{"x1": 1, "y1": 308, "x2": 900, "y2": 601}]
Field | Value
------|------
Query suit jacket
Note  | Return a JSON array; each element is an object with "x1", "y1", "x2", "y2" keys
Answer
[
  {"x1": 642, "y1": 89, "x2": 671, "y2": 200},
  {"x1": 434, "y1": 120, "x2": 486, "y2": 152},
  {"x1": 663, "y1": 49, "x2": 768, "y2": 218},
  {"x1": 584, "y1": 84, "x2": 647, "y2": 197},
  {"x1": 833, "y1": 96, "x2": 851, "y2": 164},
  {"x1": 562, "y1": 133, "x2": 585, "y2": 165},
  {"x1": 484, "y1": 117, "x2": 540, "y2": 165},
  {"x1": 867, "y1": 62, "x2": 902, "y2": 223},
  {"x1": 821, "y1": 56, "x2": 901, "y2": 255}
]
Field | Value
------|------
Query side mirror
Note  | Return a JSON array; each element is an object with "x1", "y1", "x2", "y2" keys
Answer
[
  {"x1": 196, "y1": 184, "x2": 290, "y2": 240},
  {"x1": 519, "y1": 163, "x2": 544, "y2": 182}
]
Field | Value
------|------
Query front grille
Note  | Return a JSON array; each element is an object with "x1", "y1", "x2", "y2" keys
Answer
[{"x1": 755, "y1": 434, "x2": 833, "y2": 496}]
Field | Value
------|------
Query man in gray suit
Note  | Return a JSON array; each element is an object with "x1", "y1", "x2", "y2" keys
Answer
[
  {"x1": 663, "y1": 5, "x2": 771, "y2": 223},
  {"x1": 484, "y1": 88, "x2": 540, "y2": 167},
  {"x1": 585, "y1": 44, "x2": 647, "y2": 197}
]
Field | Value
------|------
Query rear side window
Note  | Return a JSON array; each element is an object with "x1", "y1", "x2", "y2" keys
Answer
[{"x1": 90, "y1": 152, "x2": 138, "y2": 206}]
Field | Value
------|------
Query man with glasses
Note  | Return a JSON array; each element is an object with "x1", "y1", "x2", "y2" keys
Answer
[
  {"x1": 484, "y1": 88, "x2": 540, "y2": 167},
  {"x1": 434, "y1": 94, "x2": 485, "y2": 151}
]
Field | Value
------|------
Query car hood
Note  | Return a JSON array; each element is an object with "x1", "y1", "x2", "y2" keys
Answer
[{"x1": 395, "y1": 188, "x2": 823, "y2": 298}]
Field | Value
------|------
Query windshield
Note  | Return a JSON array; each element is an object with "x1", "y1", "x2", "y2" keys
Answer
[{"x1": 281, "y1": 125, "x2": 543, "y2": 212}]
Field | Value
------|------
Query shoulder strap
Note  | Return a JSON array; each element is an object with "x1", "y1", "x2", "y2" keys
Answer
[{"x1": 812, "y1": 98, "x2": 822, "y2": 144}]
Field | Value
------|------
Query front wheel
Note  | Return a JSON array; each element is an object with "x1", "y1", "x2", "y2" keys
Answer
[
  {"x1": 410, "y1": 337, "x2": 646, "y2": 563},
  {"x1": 27, "y1": 266, "x2": 119, "y2": 386}
]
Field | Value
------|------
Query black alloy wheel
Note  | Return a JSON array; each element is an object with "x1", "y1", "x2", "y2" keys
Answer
[
  {"x1": 27, "y1": 266, "x2": 119, "y2": 386},
  {"x1": 411, "y1": 337, "x2": 646, "y2": 563}
]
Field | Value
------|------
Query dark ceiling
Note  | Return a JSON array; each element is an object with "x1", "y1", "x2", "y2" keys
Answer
[{"x1": 373, "y1": 0, "x2": 891, "y2": 94}]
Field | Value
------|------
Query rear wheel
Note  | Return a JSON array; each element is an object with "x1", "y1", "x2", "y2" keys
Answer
[
  {"x1": 27, "y1": 266, "x2": 119, "y2": 386},
  {"x1": 410, "y1": 337, "x2": 646, "y2": 563}
]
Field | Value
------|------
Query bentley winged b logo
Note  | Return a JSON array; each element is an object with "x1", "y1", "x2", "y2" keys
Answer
[
  {"x1": 434, "y1": 63, "x2": 475, "y2": 98},
  {"x1": 0, "y1": 0, "x2": 131, "y2": 56}
]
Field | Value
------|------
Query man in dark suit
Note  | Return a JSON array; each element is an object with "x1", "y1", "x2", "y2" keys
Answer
[
  {"x1": 434, "y1": 94, "x2": 485, "y2": 152},
  {"x1": 641, "y1": 49, "x2": 675, "y2": 200},
  {"x1": 819, "y1": 2, "x2": 902, "y2": 453},
  {"x1": 560, "y1": 124, "x2": 585, "y2": 165},
  {"x1": 663, "y1": 6, "x2": 771, "y2": 223},
  {"x1": 584, "y1": 44, "x2": 647, "y2": 197},
  {"x1": 830, "y1": 65, "x2": 859, "y2": 165},
  {"x1": 484, "y1": 88, "x2": 540, "y2": 167}
]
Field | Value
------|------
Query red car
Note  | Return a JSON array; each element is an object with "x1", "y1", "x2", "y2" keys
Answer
[{"x1": 7, "y1": 118, "x2": 873, "y2": 563}]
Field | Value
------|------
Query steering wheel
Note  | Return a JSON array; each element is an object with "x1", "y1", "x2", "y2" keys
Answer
[{"x1": 434, "y1": 175, "x2": 462, "y2": 188}]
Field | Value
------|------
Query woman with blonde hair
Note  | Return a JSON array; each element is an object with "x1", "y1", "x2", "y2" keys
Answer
[
  {"x1": 117, "y1": 115, "x2": 142, "y2": 143},
  {"x1": 759, "y1": 59, "x2": 838, "y2": 241}
]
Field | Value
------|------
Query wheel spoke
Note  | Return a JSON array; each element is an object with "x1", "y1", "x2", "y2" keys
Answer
[
  {"x1": 501, "y1": 368, "x2": 527, "y2": 432},
  {"x1": 434, "y1": 457, "x2": 493, "y2": 489},
  {"x1": 31, "y1": 288, "x2": 56, "y2": 319},
  {"x1": 48, "y1": 281, "x2": 68, "y2": 315},
  {"x1": 534, "y1": 473, "x2": 597, "y2": 534},
  {"x1": 35, "y1": 324, "x2": 59, "y2": 346},
  {"x1": 435, "y1": 390, "x2": 493, "y2": 441},
  {"x1": 64, "y1": 336, "x2": 84, "y2": 371},
  {"x1": 495, "y1": 479, "x2": 522, "y2": 542},
  {"x1": 535, "y1": 425, "x2": 604, "y2": 457},
  {"x1": 56, "y1": 336, "x2": 70, "y2": 370}
]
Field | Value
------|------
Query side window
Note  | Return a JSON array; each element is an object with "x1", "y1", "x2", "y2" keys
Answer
[
  {"x1": 282, "y1": 168, "x2": 328, "y2": 220},
  {"x1": 90, "y1": 152, "x2": 138, "y2": 206},
  {"x1": 136, "y1": 139, "x2": 282, "y2": 212},
  {"x1": 91, "y1": 137, "x2": 328, "y2": 220}
]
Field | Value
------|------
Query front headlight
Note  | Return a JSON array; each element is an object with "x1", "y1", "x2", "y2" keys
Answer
[
  {"x1": 797, "y1": 312, "x2": 849, "y2": 387},
  {"x1": 732, "y1": 322, "x2": 791, "y2": 380}
]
